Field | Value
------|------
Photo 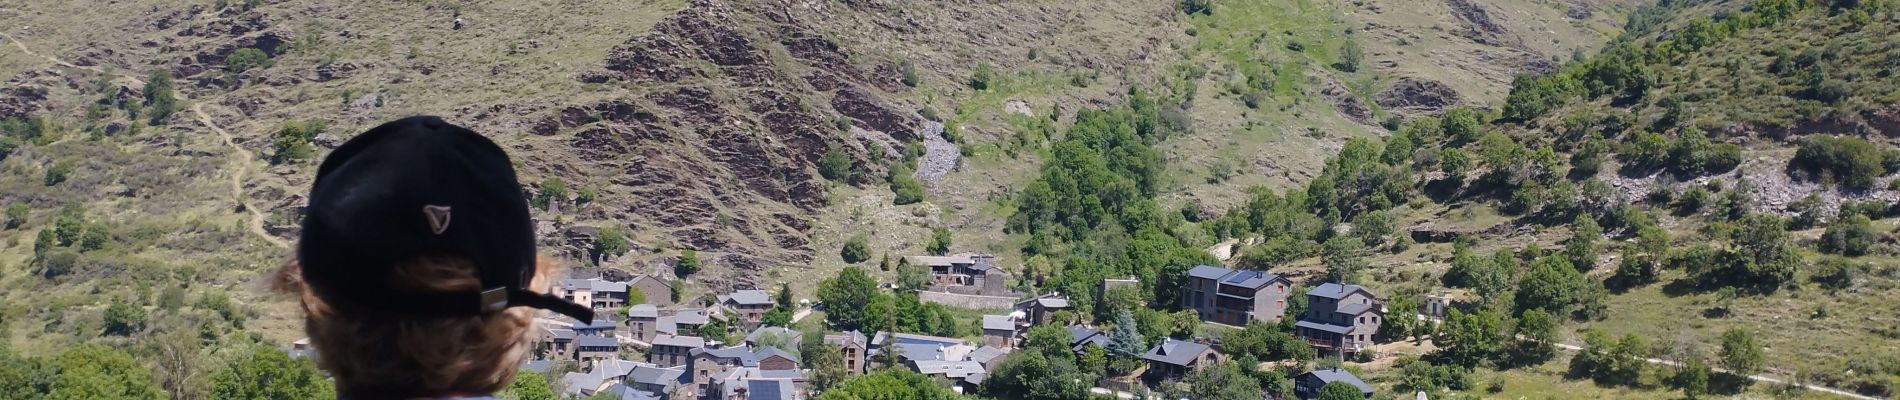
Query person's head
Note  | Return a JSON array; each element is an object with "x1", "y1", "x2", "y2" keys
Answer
[{"x1": 270, "y1": 116, "x2": 593, "y2": 398}]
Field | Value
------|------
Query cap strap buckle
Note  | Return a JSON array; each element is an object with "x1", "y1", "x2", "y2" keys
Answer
[{"x1": 480, "y1": 287, "x2": 509, "y2": 312}]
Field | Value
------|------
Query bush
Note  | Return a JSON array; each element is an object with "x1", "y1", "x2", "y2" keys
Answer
[
  {"x1": 969, "y1": 63, "x2": 996, "y2": 90},
  {"x1": 675, "y1": 249, "x2": 701, "y2": 276},
  {"x1": 889, "y1": 166, "x2": 924, "y2": 205},
  {"x1": 925, "y1": 227, "x2": 952, "y2": 256},
  {"x1": 3, "y1": 203, "x2": 26, "y2": 229},
  {"x1": 1442, "y1": 108, "x2": 1483, "y2": 144},
  {"x1": 1179, "y1": 0, "x2": 1213, "y2": 15},
  {"x1": 1810, "y1": 257, "x2": 1857, "y2": 290},
  {"x1": 270, "y1": 119, "x2": 326, "y2": 165},
  {"x1": 42, "y1": 161, "x2": 71, "y2": 186},
  {"x1": 840, "y1": 233, "x2": 870, "y2": 263},
  {"x1": 1819, "y1": 214, "x2": 1878, "y2": 256},
  {"x1": 818, "y1": 143, "x2": 851, "y2": 182},
  {"x1": 532, "y1": 177, "x2": 567, "y2": 211},
  {"x1": 224, "y1": 48, "x2": 271, "y2": 73},
  {"x1": 900, "y1": 60, "x2": 920, "y2": 87},
  {"x1": 1792, "y1": 136, "x2": 1891, "y2": 189},
  {"x1": 144, "y1": 70, "x2": 178, "y2": 125}
]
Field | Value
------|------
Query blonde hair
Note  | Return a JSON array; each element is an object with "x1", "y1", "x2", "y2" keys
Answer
[{"x1": 271, "y1": 254, "x2": 560, "y2": 398}]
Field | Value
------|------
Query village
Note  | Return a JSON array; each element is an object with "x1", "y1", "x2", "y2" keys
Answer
[{"x1": 318, "y1": 252, "x2": 1432, "y2": 400}]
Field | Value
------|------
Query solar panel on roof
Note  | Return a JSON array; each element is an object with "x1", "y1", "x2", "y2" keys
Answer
[
  {"x1": 1226, "y1": 270, "x2": 1259, "y2": 283},
  {"x1": 747, "y1": 380, "x2": 783, "y2": 399}
]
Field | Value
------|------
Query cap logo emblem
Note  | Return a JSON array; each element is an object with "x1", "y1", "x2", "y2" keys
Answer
[{"x1": 423, "y1": 205, "x2": 453, "y2": 234}]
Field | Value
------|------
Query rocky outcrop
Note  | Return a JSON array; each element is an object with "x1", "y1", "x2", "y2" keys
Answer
[
  {"x1": 832, "y1": 85, "x2": 920, "y2": 140},
  {"x1": 1377, "y1": 77, "x2": 1463, "y2": 113},
  {"x1": 542, "y1": 0, "x2": 933, "y2": 272},
  {"x1": 0, "y1": 70, "x2": 62, "y2": 119},
  {"x1": 1446, "y1": 0, "x2": 1511, "y2": 46}
]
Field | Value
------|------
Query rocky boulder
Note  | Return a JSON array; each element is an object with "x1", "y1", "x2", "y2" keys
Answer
[{"x1": 1377, "y1": 78, "x2": 1463, "y2": 113}]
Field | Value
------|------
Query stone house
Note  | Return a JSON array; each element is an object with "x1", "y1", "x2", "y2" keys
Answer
[
  {"x1": 1013, "y1": 293, "x2": 1071, "y2": 326},
  {"x1": 1295, "y1": 368, "x2": 1374, "y2": 399},
  {"x1": 650, "y1": 334, "x2": 705, "y2": 368},
  {"x1": 1294, "y1": 283, "x2": 1384, "y2": 355},
  {"x1": 902, "y1": 254, "x2": 1009, "y2": 295},
  {"x1": 717, "y1": 290, "x2": 774, "y2": 326},
  {"x1": 824, "y1": 330, "x2": 870, "y2": 375},
  {"x1": 1180, "y1": 265, "x2": 1293, "y2": 326},
  {"x1": 628, "y1": 274, "x2": 674, "y2": 306},
  {"x1": 627, "y1": 304, "x2": 661, "y2": 343},
  {"x1": 574, "y1": 335, "x2": 621, "y2": 363},
  {"x1": 981, "y1": 315, "x2": 1017, "y2": 348},
  {"x1": 1140, "y1": 338, "x2": 1222, "y2": 380}
]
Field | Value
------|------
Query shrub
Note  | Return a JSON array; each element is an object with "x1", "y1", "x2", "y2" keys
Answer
[
  {"x1": 900, "y1": 60, "x2": 920, "y2": 87},
  {"x1": 818, "y1": 143, "x2": 851, "y2": 182},
  {"x1": 533, "y1": 177, "x2": 567, "y2": 211},
  {"x1": 3, "y1": 203, "x2": 26, "y2": 229},
  {"x1": 1810, "y1": 257, "x2": 1857, "y2": 290},
  {"x1": 144, "y1": 70, "x2": 178, "y2": 125},
  {"x1": 224, "y1": 48, "x2": 271, "y2": 73},
  {"x1": 926, "y1": 227, "x2": 952, "y2": 256},
  {"x1": 840, "y1": 233, "x2": 870, "y2": 263},
  {"x1": 1179, "y1": 0, "x2": 1213, "y2": 15},
  {"x1": 969, "y1": 63, "x2": 996, "y2": 90},
  {"x1": 1818, "y1": 214, "x2": 1878, "y2": 256},
  {"x1": 270, "y1": 120, "x2": 325, "y2": 165},
  {"x1": 42, "y1": 161, "x2": 71, "y2": 186},
  {"x1": 889, "y1": 166, "x2": 924, "y2": 205},
  {"x1": 675, "y1": 249, "x2": 701, "y2": 276},
  {"x1": 1792, "y1": 136, "x2": 1890, "y2": 189},
  {"x1": 1442, "y1": 108, "x2": 1483, "y2": 144}
]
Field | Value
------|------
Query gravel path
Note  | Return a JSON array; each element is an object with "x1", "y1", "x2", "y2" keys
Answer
[{"x1": 914, "y1": 120, "x2": 958, "y2": 184}]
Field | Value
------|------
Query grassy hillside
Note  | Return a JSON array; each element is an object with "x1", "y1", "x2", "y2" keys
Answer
[{"x1": 1189, "y1": 0, "x2": 1900, "y2": 397}]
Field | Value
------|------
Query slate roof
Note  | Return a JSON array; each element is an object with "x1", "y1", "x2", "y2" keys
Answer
[
  {"x1": 563, "y1": 278, "x2": 630, "y2": 293},
  {"x1": 627, "y1": 304, "x2": 660, "y2": 318},
  {"x1": 825, "y1": 330, "x2": 868, "y2": 347},
  {"x1": 1067, "y1": 325, "x2": 1109, "y2": 351},
  {"x1": 651, "y1": 334, "x2": 705, "y2": 348},
  {"x1": 1221, "y1": 270, "x2": 1282, "y2": 289},
  {"x1": 904, "y1": 255, "x2": 974, "y2": 267},
  {"x1": 1308, "y1": 283, "x2": 1373, "y2": 300},
  {"x1": 723, "y1": 290, "x2": 773, "y2": 306},
  {"x1": 874, "y1": 331, "x2": 964, "y2": 348},
  {"x1": 576, "y1": 336, "x2": 621, "y2": 348},
  {"x1": 912, "y1": 359, "x2": 987, "y2": 384},
  {"x1": 1187, "y1": 265, "x2": 1232, "y2": 279},
  {"x1": 561, "y1": 372, "x2": 602, "y2": 396},
  {"x1": 626, "y1": 364, "x2": 687, "y2": 388},
  {"x1": 1337, "y1": 303, "x2": 1376, "y2": 316},
  {"x1": 982, "y1": 315, "x2": 1015, "y2": 331},
  {"x1": 1303, "y1": 368, "x2": 1375, "y2": 394},
  {"x1": 967, "y1": 346, "x2": 1006, "y2": 366},
  {"x1": 520, "y1": 360, "x2": 554, "y2": 373},
  {"x1": 1295, "y1": 320, "x2": 1356, "y2": 334},
  {"x1": 548, "y1": 328, "x2": 577, "y2": 341},
  {"x1": 745, "y1": 326, "x2": 804, "y2": 345},
  {"x1": 1142, "y1": 338, "x2": 1213, "y2": 367},
  {"x1": 673, "y1": 309, "x2": 711, "y2": 325},
  {"x1": 573, "y1": 319, "x2": 619, "y2": 330},
  {"x1": 694, "y1": 346, "x2": 761, "y2": 367},
  {"x1": 754, "y1": 346, "x2": 801, "y2": 365}
]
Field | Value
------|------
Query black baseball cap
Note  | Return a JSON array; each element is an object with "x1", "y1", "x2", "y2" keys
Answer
[{"x1": 297, "y1": 116, "x2": 593, "y2": 322}]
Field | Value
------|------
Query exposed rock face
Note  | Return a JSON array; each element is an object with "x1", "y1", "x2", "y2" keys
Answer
[
  {"x1": 534, "y1": 0, "x2": 925, "y2": 280},
  {"x1": 1446, "y1": 0, "x2": 1511, "y2": 46},
  {"x1": 1377, "y1": 77, "x2": 1463, "y2": 113},
  {"x1": 0, "y1": 70, "x2": 61, "y2": 119}
]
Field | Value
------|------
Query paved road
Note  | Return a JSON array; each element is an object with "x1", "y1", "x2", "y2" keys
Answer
[{"x1": 1551, "y1": 342, "x2": 1878, "y2": 400}]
